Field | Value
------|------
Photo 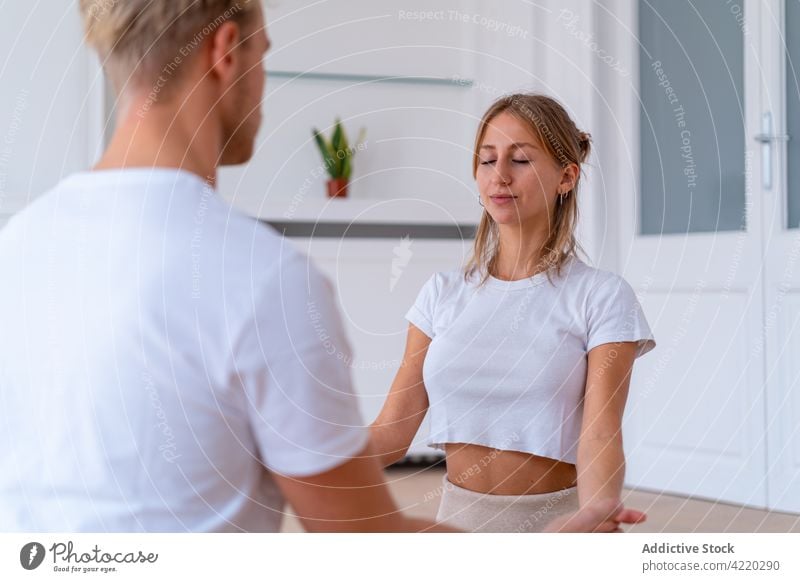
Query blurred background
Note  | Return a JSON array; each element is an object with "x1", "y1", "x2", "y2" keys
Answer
[{"x1": 1, "y1": 0, "x2": 799, "y2": 530}]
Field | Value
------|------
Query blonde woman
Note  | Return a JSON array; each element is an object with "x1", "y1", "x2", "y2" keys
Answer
[{"x1": 370, "y1": 94, "x2": 656, "y2": 532}]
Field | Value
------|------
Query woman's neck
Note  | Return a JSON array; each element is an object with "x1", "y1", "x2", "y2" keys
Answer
[{"x1": 491, "y1": 223, "x2": 550, "y2": 281}]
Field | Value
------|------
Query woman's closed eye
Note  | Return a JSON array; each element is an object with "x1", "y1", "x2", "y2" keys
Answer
[{"x1": 479, "y1": 159, "x2": 532, "y2": 165}]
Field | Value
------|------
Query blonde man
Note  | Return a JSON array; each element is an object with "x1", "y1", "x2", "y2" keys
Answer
[{"x1": 0, "y1": 0, "x2": 643, "y2": 533}]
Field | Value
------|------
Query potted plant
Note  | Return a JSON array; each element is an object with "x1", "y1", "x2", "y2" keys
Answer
[{"x1": 312, "y1": 118, "x2": 365, "y2": 198}]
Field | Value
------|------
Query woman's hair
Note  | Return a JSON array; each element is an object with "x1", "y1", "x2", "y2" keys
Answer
[{"x1": 464, "y1": 93, "x2": 592, "y2": 285}]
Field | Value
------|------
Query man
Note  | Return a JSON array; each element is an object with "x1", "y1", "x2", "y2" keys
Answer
[{"x1": 0, "y1": 0, "x2": 643, "y2": 533}]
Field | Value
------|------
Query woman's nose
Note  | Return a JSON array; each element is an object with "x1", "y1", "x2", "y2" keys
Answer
[{"x1": 492, "y1": 159, "x2": 513, "y2": 185}]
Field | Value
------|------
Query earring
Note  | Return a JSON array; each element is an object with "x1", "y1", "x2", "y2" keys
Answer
[{"x1": 478, "y1": 196, "x2": 484, "y2": 208}]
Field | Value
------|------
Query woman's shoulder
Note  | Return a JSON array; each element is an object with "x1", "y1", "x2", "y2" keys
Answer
[
  {"x1": 560, "y1": 257, "x2": 626, "y2": 286},
  {"x1": 414, "y1": 267, "x2": 482, "y2": 307},
  {"x1": 563, "y1": 260, "x2": 646, "y2": 318},
  {"x1": 424, "y1": 267, "x2": 474, "y2": 292},
  {"x1": 554, "y1": 258, "x2": 637, "y2": 302}
]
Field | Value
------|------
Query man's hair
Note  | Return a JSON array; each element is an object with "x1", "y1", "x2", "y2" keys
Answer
[{"x1": 80, "y1": 0, "x2": 258, "y2": 90}]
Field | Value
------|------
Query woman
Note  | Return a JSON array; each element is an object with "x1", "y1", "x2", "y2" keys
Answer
[{"x1": 370, "y1": 93, "x2": 656, "y2": 533}]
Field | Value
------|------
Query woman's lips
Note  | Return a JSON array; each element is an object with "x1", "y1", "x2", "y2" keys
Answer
[{"x1": 489, "y1": 195, "x2": 517, "y2": 206}]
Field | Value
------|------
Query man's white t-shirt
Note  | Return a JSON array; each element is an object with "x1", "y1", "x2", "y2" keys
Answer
[
  {"x1": 405, "y1": 256, "x2": 656, "y2": 464},
  {"x1": 0, "y1": 168, "x2": 368, "y2": 532}
]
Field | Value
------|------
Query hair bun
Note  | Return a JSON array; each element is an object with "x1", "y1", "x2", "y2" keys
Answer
[{"x1": 577, "y1": 131, "x2": 592, "y2": 161}]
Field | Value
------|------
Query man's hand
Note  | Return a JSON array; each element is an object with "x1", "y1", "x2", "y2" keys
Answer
[{"x1": 545, "y1": 498, "x2": 646, "y2": 533}]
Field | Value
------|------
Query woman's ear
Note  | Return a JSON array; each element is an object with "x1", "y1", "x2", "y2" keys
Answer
[{"x1": 559, "y1": 163, "x2": 580, "y2": 193}]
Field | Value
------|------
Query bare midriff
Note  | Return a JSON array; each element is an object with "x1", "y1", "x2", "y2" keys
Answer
[{"x1": 444, "y1": 443, "x2": 577, "y2": 495}]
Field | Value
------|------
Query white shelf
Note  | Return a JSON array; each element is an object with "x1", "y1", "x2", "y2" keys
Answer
[
  {"x1": 231, "y1": 196, "x2": 481, "y2": 226},
  {"x1": 268, "y1": 69, "x2": 474, "y2": 88}
]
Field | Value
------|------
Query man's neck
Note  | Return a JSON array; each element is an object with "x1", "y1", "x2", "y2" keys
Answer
[{"x1": 94, "y1": 94, "x2": 221, "y2": 189}]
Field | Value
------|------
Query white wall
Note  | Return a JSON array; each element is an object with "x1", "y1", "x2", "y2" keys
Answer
[
  {"x1": 1, "y1": 1, "x2": 608, "y2": 260},
  {"x1": 0, "y1": 2, "x2": 103, "y2": 227},
  {"x1": 220, "y1": 0, "x2": 611, "y2": 264}
]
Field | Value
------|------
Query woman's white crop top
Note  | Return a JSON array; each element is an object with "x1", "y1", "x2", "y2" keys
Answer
[{"x1": 404, "y1": 257, "x2": 656, "y2": 464}]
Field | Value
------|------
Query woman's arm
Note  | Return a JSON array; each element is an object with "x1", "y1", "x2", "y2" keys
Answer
[
  {"x1": 576, "y1": 341, "x2": 638, "y2": 508},
  {"x1": 369, "y1": 323, "x2": 431, "y2": 467}
]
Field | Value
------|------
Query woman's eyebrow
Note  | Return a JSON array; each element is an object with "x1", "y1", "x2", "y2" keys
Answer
[{"x1": 479, "y1": 142, "x2": 538, "y2": 150}]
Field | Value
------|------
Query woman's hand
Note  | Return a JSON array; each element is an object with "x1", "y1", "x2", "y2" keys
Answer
[{"x1": 544, "y1": 498, "x2": 646, "y2": 533}]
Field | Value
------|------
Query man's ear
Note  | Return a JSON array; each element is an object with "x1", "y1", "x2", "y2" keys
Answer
[{"x1": 206, "y1": 21, "x2": 243, "y2": 88}]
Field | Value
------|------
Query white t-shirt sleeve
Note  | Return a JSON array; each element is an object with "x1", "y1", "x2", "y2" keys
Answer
[
  {"x1": 586, "y1": 274, "x2": 656, "y2": 358},
  {"x1": 233, "y1": 253, "x2": 368, "y2": 478},
  {"x1": 404, "y1": 273, "x2": 439, "y2": 338}
]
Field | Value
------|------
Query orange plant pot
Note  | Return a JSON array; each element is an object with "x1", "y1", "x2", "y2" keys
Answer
[{"x1": 326, "y1": 178, "x2": 349, "y2": 198}]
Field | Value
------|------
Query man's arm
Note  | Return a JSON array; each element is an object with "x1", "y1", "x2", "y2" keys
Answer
[{"x1": 272, "y1": 442, "x2": 456, "y2": 532}]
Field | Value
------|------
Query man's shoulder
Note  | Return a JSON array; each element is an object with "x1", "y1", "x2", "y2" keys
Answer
[{"x1": 208, "y1": 199, "x2": 287, "y2": 250}]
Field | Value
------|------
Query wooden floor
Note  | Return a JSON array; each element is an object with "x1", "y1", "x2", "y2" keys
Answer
[{"x1": 280, "y1": 466, "x2": 800, "y2": 533}]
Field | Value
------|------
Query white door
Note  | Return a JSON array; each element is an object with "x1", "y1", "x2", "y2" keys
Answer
[
  {"x1": 762, "y1": 0, "x2": 800, "y2": 513},
  {"x1": 607, "y1": 0, "x2": 769, "y2": 507}
]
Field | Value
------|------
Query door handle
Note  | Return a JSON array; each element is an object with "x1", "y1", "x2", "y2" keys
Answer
[{"x1": 754, "y1": 112, "x2": 791, "y2": 190}]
